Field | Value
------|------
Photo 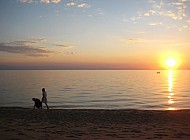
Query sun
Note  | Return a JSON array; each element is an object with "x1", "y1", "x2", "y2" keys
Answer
[
  {"x1": 160, "y1": 52, "x2": 181, "y2": 69},
  {"x1": 166, "y1": 59, "x2": 176, "y2": 68}
]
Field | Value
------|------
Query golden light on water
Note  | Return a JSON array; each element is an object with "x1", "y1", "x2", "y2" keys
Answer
[
  {"x1": 167, "y1": 107, "x2": 176, "y2": 111},
  {"x1": 166, "y1": 70, "x2": 176, "y2": 110},
  {"x1": 168, "y1": 70, "x2": 173, "y2": 92}
]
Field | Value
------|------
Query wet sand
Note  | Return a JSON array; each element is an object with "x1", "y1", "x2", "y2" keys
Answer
[{"x1": 0, "y1": 107, "x2": 190, "y2": 140}]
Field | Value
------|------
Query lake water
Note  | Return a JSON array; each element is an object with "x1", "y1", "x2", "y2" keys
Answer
[{"x1": 0, "y1": 70, "x2": 189, "y2": 110}]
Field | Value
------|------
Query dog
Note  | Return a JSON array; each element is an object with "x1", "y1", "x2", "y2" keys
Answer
[{"x1": 32, "y1": 98, "x2": 42, "y2": 109}]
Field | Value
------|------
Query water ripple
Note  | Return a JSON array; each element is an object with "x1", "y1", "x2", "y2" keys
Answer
[{"x1": 0, "y1": 70, "x2": 189, "y2": 110}]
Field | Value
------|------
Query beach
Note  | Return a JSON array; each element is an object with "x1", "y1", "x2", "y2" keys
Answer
[{"x1": 0, "y1": 107, "x2": 190, "y2": 140}]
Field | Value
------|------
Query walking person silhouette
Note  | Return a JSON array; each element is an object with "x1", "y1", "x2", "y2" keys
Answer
[{"x1": 42, "y1": 88, "x2": 49, "y2": 109}]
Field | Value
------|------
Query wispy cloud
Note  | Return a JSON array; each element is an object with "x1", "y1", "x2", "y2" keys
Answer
[
  {"x1": 54, "y1": 43, "x2": 78, "y2": 55},
  {"x1": 127, "y1": 38, "x2": 145, "y2": 43},
  {"x1": 55, "y1": 44, "x2": 72, "y2": 48},
  {"x1": 77, "y1": 3, "x2": 90, "y2": 8},
  {"x1": 0, "y1": 39, "x2": 53, "y2": 57},
  {"x1": 148, "y1": 22, "x2": 163, "y2": 26},
  {"x1": 40, "y1": 0, "x2": 50, "y2": 3},
  {"x1": 145, "y1": 1, "x2": 186, "y2": 20},
  {"x1": 148, "y1": 0, "x2": 156, "y2": 3},
  {"x1": 1, "y1": 38, "x2": 79, "y2": 56},
  {"x1": 128, "y1": 0, "x2": 190, "y2": 30},
  {"x1": 65, "y1": 1, "x2": 90, "y2": 9},
  {"x1": 18, "y1": 0, "x2": 62, "y2": 4},
  {"x1": 50, "y1": 0, "x2": 61, "y2": 3},
  {"x1": 94, "y1": 8, "x2": 105, "y2": 15},
  {"x1": 120, "y1": 38, "x2": 145, "y2": 44},
  {"x1": 18, "y1": 0, "x2": 33, "y2": 3},
  {"x1": 62, "y1": 51, "x2": 78, "y2": 55},
  {"x1": 66, "y1": 2, "x2": 76, "y2": 6},
  {"x1": 144, "y1": 13, "x2": 150, "y2": 17}
]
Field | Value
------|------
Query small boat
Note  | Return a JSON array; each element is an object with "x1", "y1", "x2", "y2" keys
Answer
[{"x1": 157, "y1": 72, "x2": 160, "y2": 74}]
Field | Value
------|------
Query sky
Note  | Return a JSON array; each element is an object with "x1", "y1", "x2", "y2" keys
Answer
[{"x1": 0, "y1": 0, "x2": 190, "y2": 70}]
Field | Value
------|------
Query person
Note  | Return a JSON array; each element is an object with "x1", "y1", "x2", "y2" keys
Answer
[
  {"x1": 42, "y1": 88, "x2": 49, "y2": 109},
  {"x1": 32, "y1": 98, "x2": 42, "y2": 109}
]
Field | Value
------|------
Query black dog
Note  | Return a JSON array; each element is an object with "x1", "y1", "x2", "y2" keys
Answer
[{"x1": 32, "y1": 98, "x2": 42, "y2": 109}]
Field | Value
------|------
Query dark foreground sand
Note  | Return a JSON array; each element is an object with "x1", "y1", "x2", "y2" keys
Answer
[{"x1": 0, "y1": 107, "x2": 190, "y2": 140}]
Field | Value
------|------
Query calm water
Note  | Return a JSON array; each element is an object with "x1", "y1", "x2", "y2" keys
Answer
[{"x1": 0, "y1": 70, "x2": 189, "y2": 110}]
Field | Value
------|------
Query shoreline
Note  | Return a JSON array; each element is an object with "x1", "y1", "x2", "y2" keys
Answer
[
  {"x1": 1, "y1": 106, "x2": 190, "y2": 110},
  {"x1": 0, "y1": 107, "x2": 190, "y2": 139}
]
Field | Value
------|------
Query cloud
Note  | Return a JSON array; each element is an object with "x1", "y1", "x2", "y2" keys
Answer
[
  {"x1": 169, "y1": 2, "x2": 184, "y2": 6},
  {"x1": 0, "y1": 38, "x2": 77, "y2": 57},
  {"x1": 40, "y1": 0, "x2": 50, "y2": 3},
  {"x1": 148, "y1": 0, "x2": 156, "y2": 3},
  {"x1": 95, "y1": 8, "x2": 105, "y2": 16},
  {"x1": 127, "y1": 38, "x2": 145, "y2": 43},
  {"x1": 63, "y1": 51, "x2": 78, "y2": 55},
  {"x1": 137, "y1": 0, "x2": 188, "y2": 20},
  {"x1": 151, "y1": 0, "x2": 187, "y2": 20},
  {"x1": 0, "y1": 40, "x2": 53, "y2": 57},
  {"x1": 128, "y1": 0, "x2": 190, "y2": 30},
  {"x1": 144, "y1": 13, "x2": 150, "y2": 16},
  {"x1": 11, "y1": 38, "x2": 46, "y2": 45},
  {"x1": 50, "y1": 0, "x2": 61, "y2": 3},
  {"x1": 55, "y1": 44, "x2": 72, "y2": 48},
  {"x1": 77, "y1": 3, "x2": 90, "y2": 8},
  {"x1": 18, "y1": 0, "x2": 62, "y2": 4},
  {"x1": 18, "y1": 0, "x2": 33, "y2": 3},
  {"x1": 65, "y1": 1, "x2": 90, "y2": 9},
  {"x1": 54, "y1": 43, "x2": 78, "y2": 55},
  {"x1": 66, "y1": 2, "x2": 76, "y2": 6},
  {"x1": 120, "y1": 38, "x2": 145, "y2": 44},
  {"x1": 148, "y1": 22, "x2": 163, "y2": 26},
  {"x1": 129, "y1": 16, "x2": 142, "y2": 24}
]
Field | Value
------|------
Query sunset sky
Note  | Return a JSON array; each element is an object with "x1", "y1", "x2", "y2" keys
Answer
[{"x1": 0, "y1": 0, "x2": 189, "y2": 70}]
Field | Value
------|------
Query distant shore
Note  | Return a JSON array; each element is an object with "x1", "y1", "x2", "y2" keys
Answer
[{"x1": 0, "y1": 107, "x2": 190, "y2": 140}]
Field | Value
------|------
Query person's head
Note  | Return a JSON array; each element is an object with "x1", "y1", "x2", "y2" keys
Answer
[
  {"x1": 42, "y1": 88, "x2": 45, "y2": 92},
  {"x1": 32, "y1": 98, "x2": 36, "y2": 102}
]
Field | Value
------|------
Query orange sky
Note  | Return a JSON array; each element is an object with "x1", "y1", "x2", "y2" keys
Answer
[{"x1": 0, "y1": 0, "x2": 190, "y2": 69}]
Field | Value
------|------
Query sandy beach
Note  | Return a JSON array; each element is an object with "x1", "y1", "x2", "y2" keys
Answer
[{"x1": 0, "y1": 107, "x2": 190, "y2": 140}]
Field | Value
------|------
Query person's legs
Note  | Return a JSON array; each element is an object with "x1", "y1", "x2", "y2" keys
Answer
[{"x1": 45, "y1": 103, "x2": 49, "y2": 109}]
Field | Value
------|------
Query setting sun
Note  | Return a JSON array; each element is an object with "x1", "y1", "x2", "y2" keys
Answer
[
  {"x1": 166, "y1": 59, "x2": 176, "y2": 68},
  {"x1": 160, "y1": 51, "x2": 182, "y2": 70}
]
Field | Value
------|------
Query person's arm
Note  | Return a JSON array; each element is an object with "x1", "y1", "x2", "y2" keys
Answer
[{"x1": 34, "y1": 104, "x2": 36, "y2": 109}]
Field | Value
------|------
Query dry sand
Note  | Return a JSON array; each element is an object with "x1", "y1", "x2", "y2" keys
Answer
[{"x1": 0, "y1": 107, "x2": 190, "y2": 140}]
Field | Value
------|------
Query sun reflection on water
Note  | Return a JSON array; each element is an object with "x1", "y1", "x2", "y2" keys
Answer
[{"x1": 166, "y1": 70, "x2": 176, "y2": 110}]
